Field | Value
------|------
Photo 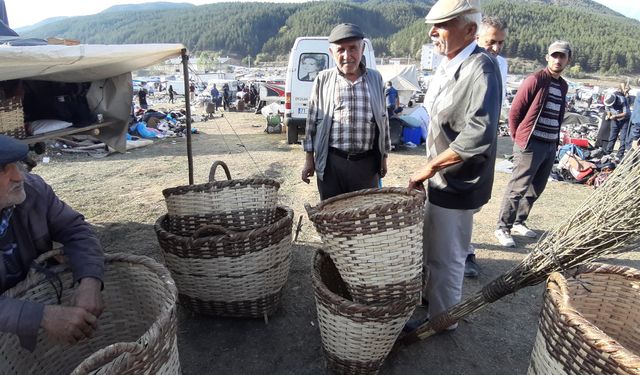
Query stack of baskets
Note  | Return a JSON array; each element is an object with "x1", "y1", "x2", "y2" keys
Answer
[
  {"x1": 155, "y1": 161, "x2": 293, "y2": 320},
  {"x1": 306, "y1": 188, "x2": 425, "y2": 374},
  {"x1": 528, "y1": 263, "x2": 640, "y2": 375},
  {"x1": 0, "y1": 251, "x2": 180, "y2": 375},
  {"x1": 0, "y1": 96, "x2": 26, "y2": 139}
]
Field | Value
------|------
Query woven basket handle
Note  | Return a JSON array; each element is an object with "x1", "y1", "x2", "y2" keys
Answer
[
  {"x1": 70, "y1": 342, "x2": 144, "y2": 375},
  {"x1": 191, "y1": 224, "x2": 235, "y2": 240},
  {"x1": 209, "y1": 160, "x2": 232, "y2": 182},
  {"x1": 304, "y1": 203, "x2": 316, "y2": 217}
]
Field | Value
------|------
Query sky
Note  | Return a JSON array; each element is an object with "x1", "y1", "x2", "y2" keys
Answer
[{"x1": 3, "y1": 0, "x2": 640, "y2": 29}]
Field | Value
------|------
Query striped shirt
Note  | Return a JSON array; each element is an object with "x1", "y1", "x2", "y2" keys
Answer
[{"x1": 531, "y1": 79, "x2": 563, "y2": 143}]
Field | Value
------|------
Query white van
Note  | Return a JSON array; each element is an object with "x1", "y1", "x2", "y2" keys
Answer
[{"x1": 284, "y1": 37, "x2": 377, "y2": 144}]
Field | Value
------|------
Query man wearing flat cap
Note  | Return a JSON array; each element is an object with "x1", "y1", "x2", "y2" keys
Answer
[
  {"x1": 0, "y1": 135, "x2": 104, "y2": 351},
  {"x1": 495, "y1": 40, "x2": 572, "y2": 248},
  {"x1": 408, "y1": 0, "x2": 502, "y2": 329},
  {"x1": 301, "y1": 23, "x2": 390, "y2": 200}
]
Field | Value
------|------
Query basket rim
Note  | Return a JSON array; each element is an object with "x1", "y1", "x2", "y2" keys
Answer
[
  {"x1": 305, "y1": 187, "x2": 425, "y2": 222},
  {"x1": 312, "y1": 249, "x2": 417, "y2": 316},
  {"x1": 3, "y1": 251, "x2": 178, "y2": 373},
  {"x1": 545, "y1": 263, "x2": 640, "y2": 368},
  {"x1": 154, "y1": 205, "x2": 293, "y2": 245},
  {"x1": 162, "y1": 178, "x2": 280, "y2": 197}
]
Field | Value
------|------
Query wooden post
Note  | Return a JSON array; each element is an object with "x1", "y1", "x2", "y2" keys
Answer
[{"x1": 182, "y1": 49, "x2": 194, "y2": 185}]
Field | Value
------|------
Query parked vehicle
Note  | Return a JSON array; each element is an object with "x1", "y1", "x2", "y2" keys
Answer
[{"x1": 284, "y1": 37, "x2": 376, "y2": 144}]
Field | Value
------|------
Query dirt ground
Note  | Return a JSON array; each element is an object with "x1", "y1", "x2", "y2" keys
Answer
[{"x1": 33, "y1": 108, "x2": 640, "y2": 375}]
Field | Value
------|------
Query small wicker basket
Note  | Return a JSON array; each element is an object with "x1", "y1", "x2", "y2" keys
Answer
[
  {"x1": 155, "y1": 206, "x2": 293, "y2": 319},
  {"x1": 0, "y1": 96, "x2": 26, "y2": 139},
  {"x1": 0, "y1": 251, "x2": 180, "y2": 375},
  {"x1": 313, "y1": 250, "x2": 417, "y2": 375},
  {"x1": 163, "y1": 161, "x2": 280, "y2": 233},
  {"x1": 306, "y1": 188, "x2": 425, "y2": 304},
  {"x1": 528, "y1": 263, "x2": 640, "y2": 375}
]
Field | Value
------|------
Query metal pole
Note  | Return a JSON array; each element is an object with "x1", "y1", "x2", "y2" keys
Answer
[{"x1": 181, "y1": 49, "x2": 194, "y2": 185}]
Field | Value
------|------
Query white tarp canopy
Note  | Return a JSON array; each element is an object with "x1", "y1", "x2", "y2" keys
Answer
[
  {"x1": 0, "y1": 43, "x2": 185, "y2": 82},
  {"x1": 0, "y1": 43, "x2": 185, "y2": 152},
  {"x1": 376, "y1": 64, "x2": 421, "y2": 105}
]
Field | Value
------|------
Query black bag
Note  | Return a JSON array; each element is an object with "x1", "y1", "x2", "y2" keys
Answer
[{"x1": 22, "y1": 81, "x2": 96, "y2": 127}]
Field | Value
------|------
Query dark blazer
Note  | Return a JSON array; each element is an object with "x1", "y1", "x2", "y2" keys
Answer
[{"x1": 0, "y1": 173, "x2": 104, "y2": 351}]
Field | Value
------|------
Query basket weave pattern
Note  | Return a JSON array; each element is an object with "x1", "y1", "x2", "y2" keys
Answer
[
  {"x1": 155, "y1": 206, "x2": 293, "y2": 318},
  {"x1": 163, "y1": 179, "x2": 280, "y2": 217},
  {"x1": 306, "y1": 188, "x2": 424, "y2": 304},
  {"x1": 528, "y1": 264, "x2": 640, "y2": 375},
  {"x1": 0, "y1": 252, "x2": 180, "y2": 375},
  {"x1": 0, "y1": 96, "x2": 26, "y2": 139},
  {"x1": 313, "y1": 250, "x2": 415, "y2": 375}
]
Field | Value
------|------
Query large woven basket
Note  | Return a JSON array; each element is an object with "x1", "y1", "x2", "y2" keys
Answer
[
  {"x1": 306, "y1": 188, "x2": 425, "y2": 304},
  {"x1": 155, "y1": 206, "x2": 293, "y2": 319},
  {"x1": 0, "y1": 251, "x2": 180, "y2": 375},
  {"x1": 528, "y1": 263, "x2": 640, "y2": 375},
  {"x1": 163, "y1": 160, "x2": 280, "y2": 235},
  {"x1": 0, "y1": 96, "x2": 26, "y2": 139},
  {"x1": 313, "y1": 250, "x2": 416, "y2": 375}
]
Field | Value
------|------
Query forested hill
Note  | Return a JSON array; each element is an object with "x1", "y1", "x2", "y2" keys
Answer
[{"x1": 20, "y1": 0, "x2": 640, "y2": 74}]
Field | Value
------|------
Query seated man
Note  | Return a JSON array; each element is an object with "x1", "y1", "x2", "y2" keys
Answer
[{"x1": 0, "y1": 135, "x2": 104, "y2": 351}]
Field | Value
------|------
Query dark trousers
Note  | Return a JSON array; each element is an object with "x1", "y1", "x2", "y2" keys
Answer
[
  {"x1": 317, "y1": 149, "x2": 379, "y2": 200},
  {"x1": 605, "y1": 119, "x2": 629, "y2": 159},
  {"x1": 625, "y1": 122, "x2": 640, "y2": 153},
  {"x1": 497, "y1": 140, "x2": 556, "y2": 229}
]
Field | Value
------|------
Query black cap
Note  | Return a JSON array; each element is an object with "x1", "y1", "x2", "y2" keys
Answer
[
  {"x1": 328, "y1": 23, "x2": 365, "y2": 43},
  {"x1": 0, "y1": 135, "x2": 28, "y2": 166}
]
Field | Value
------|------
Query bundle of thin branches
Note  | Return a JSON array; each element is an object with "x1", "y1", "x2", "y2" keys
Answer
[{"x1": 401, "y1": 147, "x2": 640, "y2": 344}]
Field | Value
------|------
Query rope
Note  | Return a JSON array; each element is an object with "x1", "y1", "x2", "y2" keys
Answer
[{"x1": 217, "y1": 112, "x2": 266, "y2": 178}]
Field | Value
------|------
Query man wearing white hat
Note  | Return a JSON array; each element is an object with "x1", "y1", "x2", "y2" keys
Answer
[{"x1": 408, "y1": 0, "x2": 502, "y2": 328}]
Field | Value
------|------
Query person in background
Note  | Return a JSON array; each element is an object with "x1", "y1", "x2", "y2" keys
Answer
[
  {"x1": 603, "y1": 91, "x2": 631, "y2": 161},
  {"x1": 137, "y1": 84, "x2": 148, "y2": 110},
  {"x1": 210, "y1": 84, "x2": 220, "y2": 113},
  {"x1": 0, "y1": 135, "x2": 104, "y2": 351},
  {"x1": 385, "y1": 81, "x2": 400, "y2": 120},
  {"x1": 168, "y1": 85, "x2": 176, "y2": 104},
  {"x1": 407, "y1": 0, "x2": 501, "y2": 329},
  {"x1": 301, "y1": 23, "x2": 390, "y2": 200},
  {"x1": 495, "y1": 41, "x2": 571, "y2": 248},
  {"x1": 629, "y1": 93, "x2": 640, "y2": 152},
  {"x1": 222, "y1": 83, "x2": 230, "y2": 111},
  {"x1": 189, "y1": 82, "x2": 195, "y2": 102},
  {"x1": 464, "y1": 15, "x2": 510, "y2": 278}
]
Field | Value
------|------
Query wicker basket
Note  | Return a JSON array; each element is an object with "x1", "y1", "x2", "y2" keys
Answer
[
  {"x1": 313, "y1": 250, "x2": 416, "y2": 375},
  {"x1": 0, "y1": 96, "x2": 26, "y2": 139},
  {"x1": 155, "y1": 206, "x2": 293, "y2": 318},
  {"x1": 306, "y1": 188, "x2": 425, "y2": 304},
  {"x1": 0, "y1": 251, "x2": 180, "y2": 375},
  {"x1": 163, "y1": 161, "x2": 280, "y2": 234},
  {"x1": 528, "y1": 263, "x2": 640, "y2": 375}
]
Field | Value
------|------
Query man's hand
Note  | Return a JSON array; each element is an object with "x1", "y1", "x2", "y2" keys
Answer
[
  {"x1": 301, "y1": 153, "x2": 315, "y2": 184},
  {"x1": 380, "y1": 157, "x2": 388, "y2": 178},
  {"x1": 71, "y1": 277, "x2": 104, "y2": 318},
  {"x1": 41, "y1": 305, "x2": 97, "y2": 345}
]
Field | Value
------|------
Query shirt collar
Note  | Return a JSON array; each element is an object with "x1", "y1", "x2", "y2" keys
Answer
[{"x1": 438, "y1": 41, "x2": 477, "y2": 80}]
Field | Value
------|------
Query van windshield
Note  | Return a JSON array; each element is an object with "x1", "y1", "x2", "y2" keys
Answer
[{"x1": 298, "y1": 53, "x2": 329, "y2": 82}]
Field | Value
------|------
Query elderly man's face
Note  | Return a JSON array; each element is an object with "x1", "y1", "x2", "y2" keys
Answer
[
  {"x1": 429, "y1": 18, "x2": 476, "y2": 59},
  {"x1": 478, "y1": 26, "x2": 507, "y2": 56},
  {"x1": 330, "y1": 39, "x2": 364, "y2": 78},
  {"x1": 0, "y1": 163, "x2": 26, "y2": 209}
]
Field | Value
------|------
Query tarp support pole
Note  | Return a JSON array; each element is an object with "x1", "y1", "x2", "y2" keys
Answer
[{"x1": 181, "y1": 49, "x2": 194, "y2": 185}]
